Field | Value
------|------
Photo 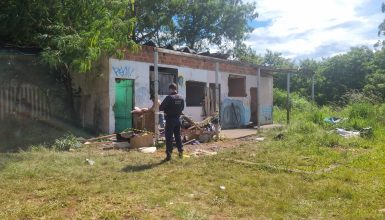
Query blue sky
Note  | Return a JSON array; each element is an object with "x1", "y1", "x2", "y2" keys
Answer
[{"x1": 244, "y1": 0, "x2": 384, "y2": 60}]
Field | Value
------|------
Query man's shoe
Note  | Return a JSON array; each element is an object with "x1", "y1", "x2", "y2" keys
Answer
[
  {"x1": 163, "y1": 156, "x2": 171, "y2": 162},
  {"x1": 178, "y1": 152, "x2": 183, "y2": 159}
]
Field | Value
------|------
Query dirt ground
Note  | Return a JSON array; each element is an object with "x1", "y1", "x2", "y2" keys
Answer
[{"x1": 86, "y1": 134, "x2": 262, "y2": 158}]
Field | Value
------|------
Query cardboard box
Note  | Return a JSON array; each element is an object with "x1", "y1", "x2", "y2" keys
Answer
[
  {"x1": 133, "y1": 111, "x2": 155, "y2": 132},
  {"x1": 130, "y1": 133, "x2": 154, "y2": 148}
]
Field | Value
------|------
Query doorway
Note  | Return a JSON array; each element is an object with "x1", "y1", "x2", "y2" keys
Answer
[
  {"x1": 114, "y1": 79, "x2": 134, "y2": 133},
  {"x1": 250, "y1": 87, "x2": 258, "y2": 124}
]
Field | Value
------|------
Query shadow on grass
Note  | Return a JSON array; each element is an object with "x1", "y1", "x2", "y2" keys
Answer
[
  {"x1": 121, "y1": 160, "x2": 167, "y2": 172},
  {"x1": 0, "y1": 117, "x2": 91, "y2": 153}
]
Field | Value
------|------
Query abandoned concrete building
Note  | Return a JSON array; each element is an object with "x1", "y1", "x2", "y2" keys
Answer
[
  {"x1": 73, "y1": 46, "x2": 274, "y2": 134},
  {"x1": 0, "y1": 46, "x2": 274, "y2": 134}
]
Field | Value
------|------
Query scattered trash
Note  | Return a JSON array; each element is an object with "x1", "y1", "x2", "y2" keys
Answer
[
  {"x1": 219, "y1": 186, "x2": 226, "y2": 190},
  {"x1": 85, "y1": 159, "x2": 95, "y2": 165},
  {"x1": 199, "y1": 133, "x2": 213, "y2": 143},
  {"x1": 360, "y1": 127, "x2": 373, "y2": 138},
  {"x1": 324, "y1": 117, "x2": 344, "y2": 124},
  {"x1": 181, "y1": 114, "x2": 219, "y2": 144},
  {"x1": 192, "y1": 140, "x2": 201, "y2": 145},
  {"x1": 255, "y1": 137, "x2": 265, "y2": 141},
  {"x1": 189, "y1": 194, "x2": 194, "y2": 198},
  {"x1": 336, "y1": 128, "x2": 360, "y2": 138},
  {"x1": 116, "y1": 133, "x2": 131, "y2": 141},
  {"x1": 183, "y1": 139, "x2": 196, "y2": 145},
  {"x1": 138, "y1": 147, "x2": 157, "y2": 153},
  {"x1": 379, "y1": 208, "x2": 385, "y2": 213},
  {"x1": 84, "y1": 141, "x2": 91, "y2": 145}
]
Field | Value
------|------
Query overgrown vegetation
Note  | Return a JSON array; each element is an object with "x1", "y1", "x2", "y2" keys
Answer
[{"x1": 1, "y1": 99, "x2": 385, "y2": 218}]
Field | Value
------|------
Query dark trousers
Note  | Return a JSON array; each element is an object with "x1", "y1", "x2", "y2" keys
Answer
[{"x1": 165, "y1": 116, "x2": 183, "y2": 157}]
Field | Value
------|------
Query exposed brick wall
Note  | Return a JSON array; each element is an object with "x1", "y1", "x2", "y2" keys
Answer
[{"x1": 124, "y1": 46, "x2": 258, "y2": 75}]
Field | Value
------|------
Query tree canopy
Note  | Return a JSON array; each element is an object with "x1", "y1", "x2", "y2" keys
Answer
[
  {"x1": 134, "y1": 0, "x2": 258, "y2": 51},
  {"x1": 0, "y1": 0, "x2": 137, "y2": 73}
]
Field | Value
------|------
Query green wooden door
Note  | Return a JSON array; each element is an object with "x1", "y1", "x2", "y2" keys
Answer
[{"x1": 115, "y1": 79, "x2": 133, "y2": 133}]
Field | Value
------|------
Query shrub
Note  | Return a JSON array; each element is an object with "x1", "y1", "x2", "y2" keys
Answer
[
  {"x1": 52, "y1": 134, "x2": 81, "y2": 151},
  {"x1": 348, "y1": 103, "x2": 375, "y2": 120},
  {"x1": 273, "y1": 88, "x2": 312, "y2": 111}
]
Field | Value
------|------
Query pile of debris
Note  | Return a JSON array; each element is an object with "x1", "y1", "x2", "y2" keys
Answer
[
  {"x1": 324, "y1": 116, "x2": 373, "y2": 138},
  {"x1": 180, "y1": 114, "x2": 220, "y2": 144},
  {"x1": 84, "y1": 129, "x2": 155, "y2": 152}
]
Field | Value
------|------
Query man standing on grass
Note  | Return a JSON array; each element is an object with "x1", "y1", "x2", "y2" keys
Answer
[{"x1": 159, "y1": 83, "x2": 185, "y2": 161}]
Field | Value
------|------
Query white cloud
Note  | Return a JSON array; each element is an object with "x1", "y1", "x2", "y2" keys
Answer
[{"x1": 245, "y1": 0, "x2": 383, "y2": 60}]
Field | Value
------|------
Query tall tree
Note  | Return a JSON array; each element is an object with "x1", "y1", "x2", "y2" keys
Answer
[
  {"x1": 134, "y1": 0, "x2": 257, "y2": 51},
  {"x1": 169, "y1": 0, "x2": 257, "y2": 51},
  {"x1": 134, "y1": 0, "x2": 183, "y2": 46}
]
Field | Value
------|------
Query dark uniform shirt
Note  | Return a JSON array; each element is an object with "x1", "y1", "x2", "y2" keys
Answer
[{"x1": 159, "y1": 92, "x2": 185, "y2": 118}]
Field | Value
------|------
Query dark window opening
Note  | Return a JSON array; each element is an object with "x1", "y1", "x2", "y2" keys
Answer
[
  {"x1": 150, "y1": 66, "x2": 178, "y2": 97},
  {"x1": 228, "y1": 75, "x2": 246, "y2": 97},
  {"x1": 186, "y1": 81, "x2": 206, "y2": 106}
]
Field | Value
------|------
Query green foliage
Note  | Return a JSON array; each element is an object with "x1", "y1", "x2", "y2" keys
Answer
[
  {"x1": 317, "y1": 46, "x2": 374, "y2": 105},
  {"x1": 233, "y1": 43, "x2": 264, "y2": 65},
  {"x1": 52, "y1": 134, "x2": 81, "y2": 151},
  {"x1": 236, "y1": 41, "x2": 385, "y2": 106},
  {"x1": 1, "y1": 0, "x2": 138, "y2": 73},
  {"x1": 273, "y1": 88, "x2": 312, "y2": 110},
  {"x1": 135, "y1": 0, "x2": 258, "y2": 51},
  {"x1": 348, "y1": 103, "x2": 375, "y2": 119},
  {"x1": 176, "y1": 0, "x2": 257, "y2": 50},
  {"x1": 364, "y1": 72, "x2": 385, "y2": 103},
  {"x1": 134, "y1": 0, "x2": 182, "y2": 46}
]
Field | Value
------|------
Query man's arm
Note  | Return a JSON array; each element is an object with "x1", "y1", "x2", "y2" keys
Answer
[{"x1": 159, "y1": 96, "x2": 169, "y2": 112}]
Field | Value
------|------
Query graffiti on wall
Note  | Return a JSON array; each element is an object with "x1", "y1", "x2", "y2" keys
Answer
[
  {"x1": 221, "y1": 98, "x2": 250, "y2": 129},
  {"x1": 112, "y1": 65, "x2": 135, "y2": 78}
]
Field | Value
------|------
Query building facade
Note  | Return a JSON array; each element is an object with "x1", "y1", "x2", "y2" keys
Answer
[{"x1": 74, "y1": 46, "x2": 274, "y2": 134}]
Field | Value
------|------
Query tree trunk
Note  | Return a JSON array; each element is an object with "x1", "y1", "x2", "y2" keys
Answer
[{"x1": 59, "y1": 66, "x2": 77, "y2": 123}]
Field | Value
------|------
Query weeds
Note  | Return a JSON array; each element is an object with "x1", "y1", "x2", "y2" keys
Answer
[
  {"x1": 1, "y1": 94, "x2": 385, "y2": 219},
  {"x1": 52, "y1": 134, "x2": 81, "y2": 151}
]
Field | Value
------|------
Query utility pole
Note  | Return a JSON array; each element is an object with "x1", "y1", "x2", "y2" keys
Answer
[
  {"x1": 286, "y1": 72, "x2": 291, "y2": 124},
  {"x1": 154, "y1": 48, "x2": 159, "y2": 142},
  {"x1": 257, "y1": 67, "x2": 261, "y2": 130},
  {"x1": 215, "y1": 62, "x2": 220, "y2": 140}
]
